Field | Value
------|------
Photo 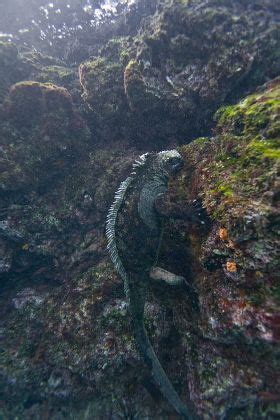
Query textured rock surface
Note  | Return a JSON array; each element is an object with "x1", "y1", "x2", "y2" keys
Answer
[
  {"x1": 80, "y1": 0, "x2": 280, "y2": 147},
  {"x1": 1, "y1": 78, "x2": 279, "y2": 419},
  {"x1": 0, "y1": 80, "x2": 92, "y2": 282},
  {"x1": 0, "y1": 43, "x2": 79, "y2": 108},
  {"x1": 174, "y1": 78, "x2": 280, "y2": 418},
  {"x1": 0, "y1": 1, "x2": 279, "y2": 419}
]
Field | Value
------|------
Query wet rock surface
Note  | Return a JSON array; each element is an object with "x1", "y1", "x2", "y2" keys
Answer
[
  {"x1": 80, "y1": 0, "x2": 280, "y2": 148},
  {"x1": 0, "y1": 1, "x2": 279, "y2": 419},
  {"x1": 174, "y1": 78, "x2": 280, "y2": 418}
]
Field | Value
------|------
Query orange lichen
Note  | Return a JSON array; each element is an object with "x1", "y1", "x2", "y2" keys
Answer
[
  {"x1": 219, "y1": 228, "x2": 228, "y2": 241},
  {"x1": 226, "y1": 261, "x2": 237, "y2": 272}
]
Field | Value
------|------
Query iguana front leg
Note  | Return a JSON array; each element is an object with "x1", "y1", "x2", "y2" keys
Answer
[{"x1": 155, "y1": 193, "x2": 206, "y2": 225}]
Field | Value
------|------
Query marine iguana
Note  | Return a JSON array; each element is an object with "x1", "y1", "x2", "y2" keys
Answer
[{"x1": 106, "y1": 150, "x2": 195, "y2": 419}]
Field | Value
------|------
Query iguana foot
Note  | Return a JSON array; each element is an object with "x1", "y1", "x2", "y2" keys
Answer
[{"x1": 149, "y1": 266, "x2": 186, "y2": 286}]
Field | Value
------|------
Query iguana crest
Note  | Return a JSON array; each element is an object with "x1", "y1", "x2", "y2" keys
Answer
[{"x1": 106, "y1": 152, "x2": 149, "y2": 291}]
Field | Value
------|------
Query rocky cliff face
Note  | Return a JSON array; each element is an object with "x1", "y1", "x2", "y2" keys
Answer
[
  {"x1": 81, "y1": 0, "x2": 279, "y2": 147},
  {"x1": 174, "y1": 78, "x2": 280, "y2": 417},
  {"x1": 0, "y1": 1, "x2": 279, "y2": 419}
]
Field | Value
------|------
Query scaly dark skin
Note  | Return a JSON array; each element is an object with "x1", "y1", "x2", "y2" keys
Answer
[{"x1": 106, "y1": 150, "x2": 197, "y2": 419}]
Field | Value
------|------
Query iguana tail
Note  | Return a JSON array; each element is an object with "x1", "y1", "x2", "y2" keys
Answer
[{"x1": 132, "y1": 317, "x2": 195, "y2": 419}]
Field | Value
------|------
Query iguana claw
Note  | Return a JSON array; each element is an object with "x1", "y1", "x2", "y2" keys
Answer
[{"x1": 150, "y1": 266, "x2": 186, "y2": 286}]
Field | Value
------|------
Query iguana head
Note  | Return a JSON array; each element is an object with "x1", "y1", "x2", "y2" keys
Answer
[{"x1": 155, "y1": 150, "x2": 184, "y2": 175}]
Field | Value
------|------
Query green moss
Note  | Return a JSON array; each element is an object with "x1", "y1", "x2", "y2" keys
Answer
[
  {"x1": 21, "y1": 50, "x2": 63, "y2": 67},
  {"x1": 215, "y1": 104, "x2": 244, "y2": 129},
  {"x1": 247, "y1": 138, "x2": 280, "y2": 160},
  {"x1": 212, "y1": 82, "x2": 279, "y2": 213},
  {"x1": 191, "y1": 136, "x2": 209, "y2": 146},
  {"x1": 35, "y1": 65, "x2": 75, "y2": 85},
  {"x1": 180, "y1": 79, "x2": 280, "y2": 229},
  {"x1": 216, "y1": 84, "x2": 280, "y2": 139},
  {"x1": 218, "y1": 184, "x2": 234, "y2": 197}
]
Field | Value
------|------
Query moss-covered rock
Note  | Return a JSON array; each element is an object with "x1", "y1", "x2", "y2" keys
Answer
[
  {"x1": 80, "y1": 38, "x2": 133, "y2": 128},
  {"x1": 79, "y1": 0, "x2": 279, "y2": 148},
  {"x1": 20, "y1": 51, "x2": 80, "y2": 101},
  {"x1": 34, "y1": 65, "x2": 76, "y2": 88},
  {"x1": 136, "y1": 0, "x2": 279, "y2": 139},
  {"x1": 0, "y1": 81, "x2": 89, "y2": 190},
  {"x1": 80, "y1": 49, "x2": 130, "y2": 143},
  {"x1": 124, "y1": 59, "x2": 161, "y2": 112},
  {"x1": 0, "y1": 44, "x2": 79, "y2": 111},
  {"x1": 170, "y1": 78, "x2": 280, "y2": 418}
]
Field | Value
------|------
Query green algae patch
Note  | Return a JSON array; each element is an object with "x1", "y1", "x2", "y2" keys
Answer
[
  {"x1": 182, "y1": 78, "x2": 280, "y2": 222},
  {"x1": 247, "y1": 139, "x2": 280, "y2": 160}
]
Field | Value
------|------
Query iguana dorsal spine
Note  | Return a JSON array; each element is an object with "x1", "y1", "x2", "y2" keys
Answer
[{"x1": 106, "y1": 153, "x2": 148, "y2": 295}]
